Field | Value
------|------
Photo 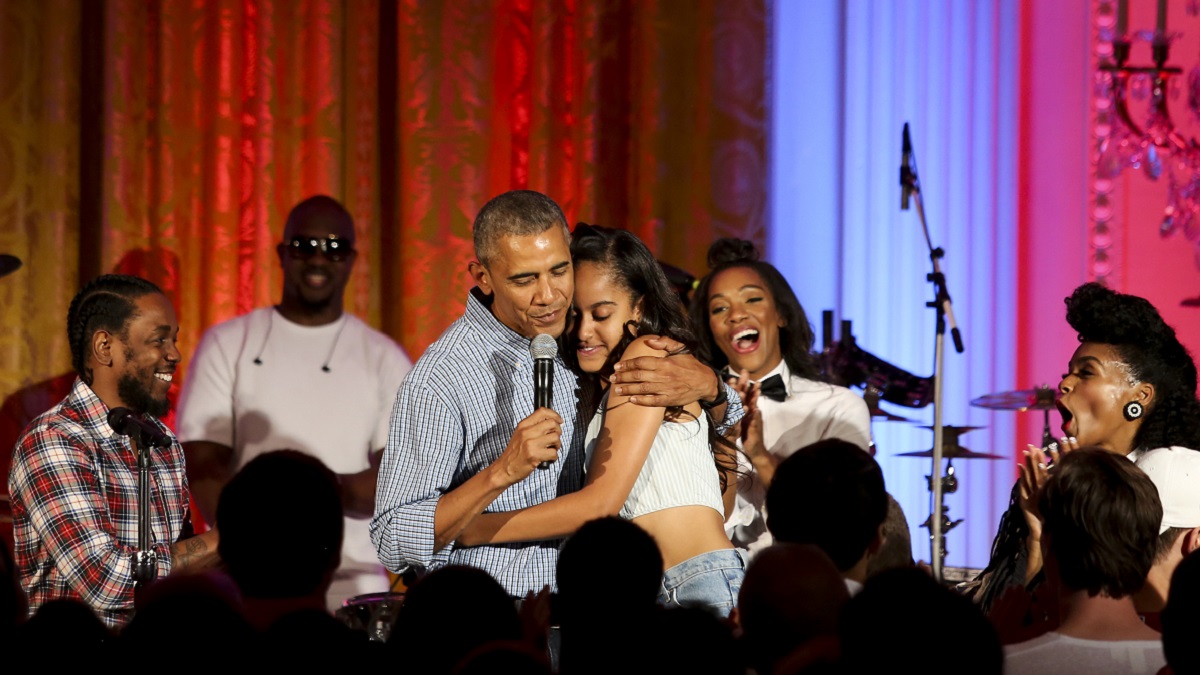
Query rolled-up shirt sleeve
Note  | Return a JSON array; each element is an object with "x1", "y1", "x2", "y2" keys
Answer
[
  {"x1": 716, "y1": 380, "x2": 744, "y2": 433},
  {"x1": 371, "y1": 378, "x2": 463, "y2": 572}
]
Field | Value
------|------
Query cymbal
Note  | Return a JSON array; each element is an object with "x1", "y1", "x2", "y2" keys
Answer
[
  {"x1": 0, "y1": 254, "x2": 20, "y2": 279},
  {"x1": 970, "y1": 387, "x2": 1057, "y2": 412},
  {"x1": 918, "y1": 424, "x2": 985, "y2": 435},
  {"x1": 896, "y1": 446, "x2": 1006, "y2": 460}
]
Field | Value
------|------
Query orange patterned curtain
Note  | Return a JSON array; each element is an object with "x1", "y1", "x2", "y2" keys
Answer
[
  {"x1": 387, "y1": 0, "x2": 769, "y2": 351},
  {"x1": 0, "y1": 0, "x2": 766, "y2": 415}
]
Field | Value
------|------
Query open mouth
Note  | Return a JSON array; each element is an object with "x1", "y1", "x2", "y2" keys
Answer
[
  {"x1": 1056, "y1": 400, "x2": 1074, "y2": 435},
  {"x1": 731, "y1": 328, "x2": 760, "y2": 354}
]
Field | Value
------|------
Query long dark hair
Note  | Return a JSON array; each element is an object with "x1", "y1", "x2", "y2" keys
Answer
[
  {"x1": 570, "y1": 224, "x2": 697, "y2": 372},
  {"x1": 689, "y1": 238, "x2": 821, "y2": 380},
  {"x1": 570, "y1": 224, "x2": 738, "y2": 489},
  {"x1": 1065, "y1": 282, "x2": 1200, "y2": 451}
]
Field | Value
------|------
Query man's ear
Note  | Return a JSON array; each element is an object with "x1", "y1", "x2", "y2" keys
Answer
[
  {"x1": 92, "y1": 330, "x2": 115, "y2": 368},
  {"x1": 867, "y1": 523, "x2": 886, "y2": 556},
  {"x1": 1183, "y1": 526, "x2": 1200, "y2": 556},
  {"x1": 468, "y1": 260, "x2": 492, "y2": 296}
]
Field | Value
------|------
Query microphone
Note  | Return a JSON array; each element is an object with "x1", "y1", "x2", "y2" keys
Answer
[
  {"x1": 107, "y1": 407, "x2": 174, "y2": 448},
  {"x1": 900, "y1": 123, "x2": 913, "y2": 210},
  {"x1": 530, "y1": 333, "x2": 557, "y2": 470}
]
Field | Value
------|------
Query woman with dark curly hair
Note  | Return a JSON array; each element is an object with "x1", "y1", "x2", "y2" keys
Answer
[
  {"x1": 972, "y1": 281, "x2": 1200, "y2": 621},
  {"x1": 458, "y1": 225, "x2": 744, "y2": 617},
  {"x1": 689, "y1": 238, "x2": 873, "y2": 560}
]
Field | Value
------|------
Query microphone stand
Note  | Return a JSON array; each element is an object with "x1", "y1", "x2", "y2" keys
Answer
[
  {"x1": 129, "y1": 427, "x2": 162, "y2": 591},
  {"x1": 901, "y1": 123, "x2": 965, "y2": 583}
]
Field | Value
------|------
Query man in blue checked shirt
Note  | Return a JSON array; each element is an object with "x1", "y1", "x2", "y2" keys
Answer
[{"x1": 371, "y1": 190, "x2": 740, "y2": 597}]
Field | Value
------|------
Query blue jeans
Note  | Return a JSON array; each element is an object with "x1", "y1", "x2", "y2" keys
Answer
[{"x1": 657, "y1": 548, "x2": 746, "y2": 618}]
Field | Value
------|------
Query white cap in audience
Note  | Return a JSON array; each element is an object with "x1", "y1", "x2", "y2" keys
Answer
[{"x1": 1136, "y1": 446, "x2": 1200, "y2": 534}]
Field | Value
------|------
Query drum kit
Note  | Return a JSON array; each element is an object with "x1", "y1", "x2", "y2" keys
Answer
[{"x1": 819, "y1": 317, "x2": 1060, "y2": 570}]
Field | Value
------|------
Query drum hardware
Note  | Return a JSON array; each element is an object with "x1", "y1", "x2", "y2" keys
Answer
[
  {"x1": 819, "y1": 312, "x2": 932, "y2": 433},
  {"x1": 897, "y1": 425, "x2": 1008, "y2": 456},
  {"x1": 818, "y1": 316, "x2": 934, "y2": 410},
  {"x1": 863, "y1": 384, "x2": 913, "y2": 423},
  {"x1": 970, "y1": 386, "x2": 1058, "y2": 449},
  {"x1": 336, "y1": 592, "x2": 406, "y2": 643},
  {"x1": 921, "y1": 504, "x2": 963, "y2": 537}
]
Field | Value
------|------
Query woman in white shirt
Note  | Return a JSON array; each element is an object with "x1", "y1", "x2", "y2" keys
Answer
[{"x1": 689, "y1": 238, "x2": 872, "y2": 559}]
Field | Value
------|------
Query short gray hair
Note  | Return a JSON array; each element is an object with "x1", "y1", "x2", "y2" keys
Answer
[{"x1": 472, "y1": 190, "x2": 569, "y2": 266}]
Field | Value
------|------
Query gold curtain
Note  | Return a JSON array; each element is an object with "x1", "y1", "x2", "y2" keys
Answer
[
  {"x1": 0, "y1": 0, "x2": 81, "y2": 400},
  {"x1": 0, "y1": 0, "x2": 767, "y2": 417}
]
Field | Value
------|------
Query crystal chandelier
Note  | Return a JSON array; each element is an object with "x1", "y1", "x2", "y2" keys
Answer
[{"x1": 1097, "y1": 0, "x2": 1200, "y2": 255}]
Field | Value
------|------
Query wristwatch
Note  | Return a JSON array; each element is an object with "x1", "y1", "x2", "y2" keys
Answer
[{"x1": 699, "y1": 372, "x2": 728, "y2": 410}]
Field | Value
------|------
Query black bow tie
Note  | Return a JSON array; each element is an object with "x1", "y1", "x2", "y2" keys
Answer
[{"x1": 757, "y1": 374, "x2": 788, "y2": 402}]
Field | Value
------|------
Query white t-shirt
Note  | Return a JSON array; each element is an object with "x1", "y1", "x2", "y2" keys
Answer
[
  {"x1": 724, "y1": 360, "x2": 873, "y2": 560},
  {"x1": 1004, "y1": 632, "x2": 1166, "y2": 675},
  {"x1": 177, "y1": 307, "x2": 413, "y2": 610}
]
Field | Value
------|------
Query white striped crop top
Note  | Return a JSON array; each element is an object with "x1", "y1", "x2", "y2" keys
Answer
[{"x1": 583, "y1": 393, "x2": 725, "y2": 521}]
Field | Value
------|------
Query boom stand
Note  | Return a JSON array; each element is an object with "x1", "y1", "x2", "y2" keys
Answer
[{"x1": 902, "y1": 124, "x2": 965, "y2": 583}]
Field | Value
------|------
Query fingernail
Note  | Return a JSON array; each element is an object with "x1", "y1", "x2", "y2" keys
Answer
[
  {"x1": 613, "y1": 363, "x2": 624, "y2": 371},
  {"x1": 1039, "y1": 463, "x2": 1047, "y2": 469},
  {"x1": 1060, "y1": 437, "x2": 1069, "y2": 445},
  {"x1": 1069, "y1": 437, "x2": 1077, "y2": 444},
  {"x1": 1049, "y1": 443, "x2": 1058, "y2": 451}
]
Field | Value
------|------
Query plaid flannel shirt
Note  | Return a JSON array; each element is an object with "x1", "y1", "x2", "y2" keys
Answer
[{"x1": 8, "y1": 378, "x2": 191, "y2": 628}]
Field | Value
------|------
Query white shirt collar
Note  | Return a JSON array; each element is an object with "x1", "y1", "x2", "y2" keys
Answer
[{"x1": 724, "y1": 359, "x2": 792, "y2": 397}]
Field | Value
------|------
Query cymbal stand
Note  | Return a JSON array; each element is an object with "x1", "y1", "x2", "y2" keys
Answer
[
  {"x1": 923, "y1": 460, "x2": 964, "y2": 563},
  {"x1": 901, "y1": 122, "x2": 965, "y2": 582}
]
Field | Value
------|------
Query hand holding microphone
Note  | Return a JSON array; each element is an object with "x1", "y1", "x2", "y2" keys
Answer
[{"x1": 531, "y1": 334, "x2": 558, "y2": 471}]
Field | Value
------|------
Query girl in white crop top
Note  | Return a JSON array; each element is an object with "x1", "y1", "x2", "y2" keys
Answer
[{"x1": 459, "y1": 224, "x2": 744, "y2": 617}]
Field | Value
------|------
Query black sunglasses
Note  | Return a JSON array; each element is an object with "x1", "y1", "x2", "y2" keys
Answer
[{"x1": 286, "y1": 236, "x2": 355, "y2": 262}]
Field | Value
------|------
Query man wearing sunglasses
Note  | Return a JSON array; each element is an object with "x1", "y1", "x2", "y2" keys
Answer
[{"x1": 177, "y1": 195, "x2": 413, "y2": 611}]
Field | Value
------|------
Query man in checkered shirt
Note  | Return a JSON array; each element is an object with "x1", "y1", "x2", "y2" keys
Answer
[{"x1": 8, "y1": 274, "x2": 221, "y2": 628}]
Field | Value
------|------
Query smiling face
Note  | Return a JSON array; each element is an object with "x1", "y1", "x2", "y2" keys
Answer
[
  {"x1": 571, "y1": 261, "x2": 642, "y2": 375},
  {"x1": 1057, "y1": 342, "x2": 1151, "y2": 453},
  {"x1": 276, "y1": 203, "x2": 357, "y2": 321},
  {"x1": 111, "y1": 293, "x2": 180, "y2": 417},
  {"x1": 473, "y1": 226, "x2": 574, "y2": 340},
  {"x1": 706, "y1": 266, "x2": 786, "y2": 381}
]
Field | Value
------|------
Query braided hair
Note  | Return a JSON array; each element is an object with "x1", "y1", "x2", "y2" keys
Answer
[
  {"x1": 67, "y1": 274, "x2": 163, "y2": 385},
  {"x1": 1065, "y1": 282, "x2": 1200, "y2": 451}
]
